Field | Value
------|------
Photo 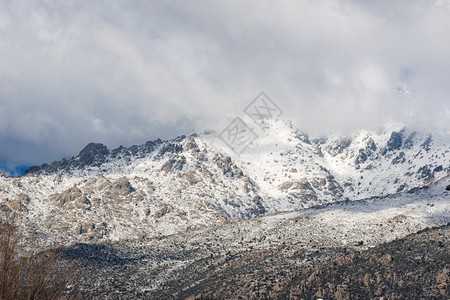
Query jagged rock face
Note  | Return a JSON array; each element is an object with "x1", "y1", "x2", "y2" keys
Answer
[
  {"x1": 74, "y1": 143, "x2": 109, "y2": 168},
  {"x1": 51, "y1": 186, "x2": 91, "y2": 209},
  {"x1": 279, "y1": 176, "x2": 343, "y2": 203},
  {"x1": 156, "y1": 142, "x2": 183, "y2": 158},
  {"x1": 24, "y1": 143, "x2": 110, "y2": 174},
  {"x1": 387, "y1": 131, "x2": 403, "y2": 151},
  {"x1": 25, "y1": 140, "x2": 164, "y2": 175},
  {"x1": 325, "y1": 137, "x2": 352, "y2": 157},
  {"x1": 307, "y1": 129, "x2": 449, "y2": 198},
  {"x1": 9, "y1": 193, "x2": 30, "y2": 212},
  {"x1": 355, "y1": 137, "x2": 377, "y2": 165},
  {"x1": 161, "y1": 155, "x2": 186, "y2": 173},
  {"x1": 213, "y1": 154, "x2": 244, "y2": 178},
  {"x1": 0, "y1": 193, "x2": 30, "y2": 212}
]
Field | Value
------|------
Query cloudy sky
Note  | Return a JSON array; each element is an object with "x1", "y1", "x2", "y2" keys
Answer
[{"x1": 1, "y1": 0, "x2": 449, "y2": 174}]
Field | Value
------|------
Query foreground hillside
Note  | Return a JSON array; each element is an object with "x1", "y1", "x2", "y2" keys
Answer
[
  {"x1": 175, "y1": 224, "x2": 449, "y2": 299},
  {"x1": 56, "y1": 178, "x2": 449, "y2": 298}
]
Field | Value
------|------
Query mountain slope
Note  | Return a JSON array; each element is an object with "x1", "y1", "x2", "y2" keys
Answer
[
  {"x1": 0, "y1": 120, "x2": 448, "y2": 245},
  {"x1": 59, "y1": 178, "x2": 450, "y2": 298}
]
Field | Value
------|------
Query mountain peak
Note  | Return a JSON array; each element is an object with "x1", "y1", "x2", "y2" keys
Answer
[
  {"x1": 79, "y1": 143, "x2": 109, "y2": 156},
  {"x1": 75, "y1": 143, "x2": 109, "y2": 168}
]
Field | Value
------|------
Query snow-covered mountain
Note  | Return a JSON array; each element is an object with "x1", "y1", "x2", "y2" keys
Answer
[{"x1": 0, "y1": 120, "x2": 448, "y2": 245}]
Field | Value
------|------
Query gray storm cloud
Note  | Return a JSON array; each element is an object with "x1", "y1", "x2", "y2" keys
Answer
[{"x1": 0, "y1": 0, "x2": 449, "y2": 172}]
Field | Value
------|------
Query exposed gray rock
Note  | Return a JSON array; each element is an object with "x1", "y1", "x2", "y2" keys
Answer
[
  {"x1": 325, "y1": 137, "x2": 352, "y2": 157},
  {"x1": 25, "y1": 139, "x2": 164, "y2": 175},
  {"x1": 213, "y1": 154, "x2": 244, "y2": 178},
  {"x1": 387, "y1": 131, "x2": 402, "y2": 151},
  {"x1": 433, "y1": 165, "x2": 443, "y2": 173},
  {"x1": 161, "y1": 155, "x2": 186, "y2": 173},
  {"x1": 75, "y1": 143, "x2": 109, "y2": 168},
  {"x1": 355, "y1": 149, "x2": 368, "y2": 165},
  {"x1": 421, "y1": 134, "x2": 432, "y2": 152},
  {"x1": 365, "y1": 137, "x2": 377, "y2": 151},
  {"x1": 403, "y1": 131, "x2": 416, "y2": 149},
  {"x1": 417, "y1": 165, "x2": 434, "y2": 181},
  {"x1": 156, "y1": 143, "x2": 183, "y2": 158},
  {"x1": 392, "y1": 151, "x2": 406, "y2": 165},
  {"x1": 51, "y1": 186, "x2": 91, "y2": 209}
]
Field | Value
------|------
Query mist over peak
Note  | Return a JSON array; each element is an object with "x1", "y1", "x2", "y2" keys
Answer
[{"x1": 1, "y1": 0, "x2": 449, "y2": 171}]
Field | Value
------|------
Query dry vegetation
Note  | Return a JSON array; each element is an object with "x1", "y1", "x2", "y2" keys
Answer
[{"x1": 0, "y1": 212, "x2": 77, "y2": 300}]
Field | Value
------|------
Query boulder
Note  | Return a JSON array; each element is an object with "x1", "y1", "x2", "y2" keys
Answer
[{"x1": 52, "y1": 187, "x2": 91, "y2": 209}]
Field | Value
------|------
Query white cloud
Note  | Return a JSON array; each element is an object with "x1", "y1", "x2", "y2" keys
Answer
[
  {"x1": 0, "y1": 10, "x2": 10, "y2": 29},
  {"x1": 0, "y1": 0, "x2": 449, "y2": 169}
]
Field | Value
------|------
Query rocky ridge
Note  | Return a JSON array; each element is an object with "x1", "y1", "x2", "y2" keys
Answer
[{"x1": 0, "y1": 120, "x2": 449, "y2": 245}]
